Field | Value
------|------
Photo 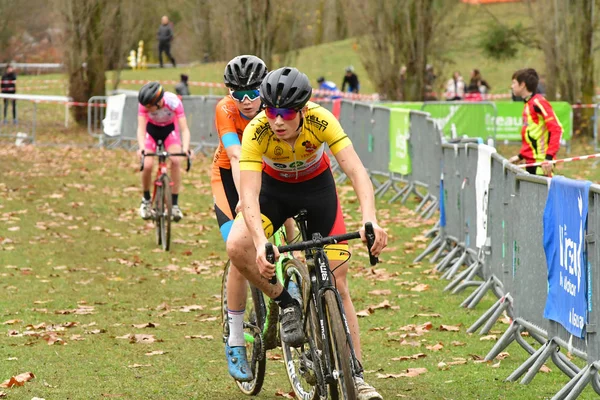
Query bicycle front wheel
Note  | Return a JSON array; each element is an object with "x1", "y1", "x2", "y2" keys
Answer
[
  {"x1": 220, "y1": 260, "x2": 267, "y2": 395},
  {"x1": 324, "y1": 290, "x2": 357, "y2": 400},
  {"x1": 160, "y1": 174, "x2": 172, "y2": 251},
  {"x1": 280, "y1": 259, "x2": 318, "y2": 400},
  {"x1": 153, "y1": 184, "x2": 163, "y2": 247}
]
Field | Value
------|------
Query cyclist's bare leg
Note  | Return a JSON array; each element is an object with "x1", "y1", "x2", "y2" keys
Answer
[
  {"x1": 284, "y1": 218, "x2": 296, "y2": 243},
  {"x1": 331, "y1": 259, "x2": 362, "y2": 361},
  {"x1": 226, "y1": 218, "x2": 284, "y2": 299},
  {"x1": 167, "y1": 144, "x2": 182, "y2": 194},
  {"x1": 227, "y1": 264, "x2": 249, "y2": 310},
  {"x1": 141, "y1": 155, "x2": 154, "y2": 191}
]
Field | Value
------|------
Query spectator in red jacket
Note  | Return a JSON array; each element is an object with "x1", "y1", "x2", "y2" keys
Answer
[{"x1": 508, "y1": 68, "x2": 562, "y2": 176}]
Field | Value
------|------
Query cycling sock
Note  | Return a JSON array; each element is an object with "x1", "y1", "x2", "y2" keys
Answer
[
  {"x1": 172, "y1": 193, "x2": 178, "y2": 206},
  {"x1": 274, "y1": 288, "x2": 296, "y2": 309},
  {"x1": 143, "y1": 191, "x2": 151, "y2": 201},
  {"x1": 227, "y1": 309, "x2": 245, "y2": 347}
]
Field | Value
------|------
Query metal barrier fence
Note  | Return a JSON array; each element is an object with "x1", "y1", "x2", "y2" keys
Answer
[
  {"x1": 421, "y1": 101, "x2": 497, "y2": 141},
  {"x1": 333, "y1": 98, "x2": 599, "y2": 399}
]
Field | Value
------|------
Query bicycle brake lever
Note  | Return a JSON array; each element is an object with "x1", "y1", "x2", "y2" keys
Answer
[
  {"x1": 365, "y1": 222, "x2": 379, "y2": 266},
  {"x1": 139, "y1": 153, "x2": 145, "y2": 172},
  {"x1": 186, "y1": 154, "x2": 192, "y2": 172},
  {"x1": 265, "y1": 243, "x2": 277, "y2": 285}
]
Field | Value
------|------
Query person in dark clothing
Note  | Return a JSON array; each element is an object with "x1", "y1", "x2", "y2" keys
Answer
[
  {"x1": 466, "y1": 69, "x2": 491, "y2": 94},
  {"x1": 341, "y1": 66, "x2": 359, "y2": 93},
  {"x1": 1, "y1": 64, "x2": 17, "y2": 124},
  {"x1": 157, "y1": 16, "x2": 176, "y2": 68},
  {"x1": 175, "y1": 74, "x2": 190, "y2": 97}
]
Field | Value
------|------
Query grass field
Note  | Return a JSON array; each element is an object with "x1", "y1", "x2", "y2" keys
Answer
[{"x1": 1, "y1": 138, "x2": 599, "y2": 400}]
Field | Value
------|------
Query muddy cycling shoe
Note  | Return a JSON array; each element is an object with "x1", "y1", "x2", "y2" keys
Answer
[
  {"x1": 139, "y1": 199, "x2": 153, "y2": 220},
  {"x1": 225, "y1": 343, "x2": 253, "y2": 382},
  {"x1": 355, "y1": 376, "x2": 383, "y2": 400},
  {"x1": 279, "y1": 300, "x2": 305, "y2": 348},
  {"x1": 171, "y1": 205, "x2": 183, "y2": 222}
]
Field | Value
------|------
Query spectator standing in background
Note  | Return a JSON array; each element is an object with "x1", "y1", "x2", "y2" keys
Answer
[
  {"x1": 1, "y1": 64, "x2": 17, "y2": 124},
  {"x1": 424, "y1": 64, "x2": 437, "y2": 101},
  {"x1": 157, "y1": 16, "x2": 176, "y2": 68},
  {"x1": 175, "y1": 74, "x2": 190, "y2": 97},
  {"x1": 508, "y1": 68, "x2": 562, "y2": 177},
  {"x1": 445, "y1": 71, "x2": 465, "y2": 101},
  {"x1": 467, "y1": 68, "x2": 491, "y2": 94},
  {"x1": 341, "y1": 66, "x2": 359, "y2": 93}
]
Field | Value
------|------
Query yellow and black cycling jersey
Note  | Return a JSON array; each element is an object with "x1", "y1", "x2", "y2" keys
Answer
[{"x1": 240, "y1": 101, "x2": 351, "y2": 182}]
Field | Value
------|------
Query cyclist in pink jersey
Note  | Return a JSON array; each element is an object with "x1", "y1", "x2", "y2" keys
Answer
[{"x1": 136, "y1": 81, "x2": 191, "y2": 221}]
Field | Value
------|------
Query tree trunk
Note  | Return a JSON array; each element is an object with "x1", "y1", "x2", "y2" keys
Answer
[{"x1": 579, "y1": 0, "x2": 595, "y2": 136}]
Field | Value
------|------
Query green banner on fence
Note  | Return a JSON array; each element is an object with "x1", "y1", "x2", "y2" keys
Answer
[
  {"x1": 389, "y1": 108, "x2": 411, "y2": 175},
  {"x1": 381, "y1": 102, "x2": 424, "y2": 112},
  {"x1": 493, "y1": 101, "x2": 572, "y2": 142}
]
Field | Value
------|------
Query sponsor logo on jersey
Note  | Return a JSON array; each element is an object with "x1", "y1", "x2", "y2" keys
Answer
[
  {"x1": 274, "y1": 146, "x2": 283, "y2": 156},
  {"x1": 273, "y1": 163, "x2": 287, "y2": 169},
  {"x1": 305, "y1": 114, "x2": 329, "y2": 131},
  {"x1": 252, "y1": 123, "x2": 270, "y2": 144}
]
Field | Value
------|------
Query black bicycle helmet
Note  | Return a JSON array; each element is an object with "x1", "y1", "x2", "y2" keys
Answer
[
  {"x1": 138, "y1": 81, "x2": 164, "y2": 106},
  {"x1": 260, "y1": 67, "x2": 312, "y2": 110},
  {"x1": 224, "y1": 55, "x2": 267, "y2": 90}
]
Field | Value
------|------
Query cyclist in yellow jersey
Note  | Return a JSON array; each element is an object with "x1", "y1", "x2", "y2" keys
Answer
[{"x1": 227, "y1": 67, "x2": 387, "y2": 400}]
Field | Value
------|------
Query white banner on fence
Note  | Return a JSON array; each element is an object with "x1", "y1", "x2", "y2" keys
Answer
[
  {"x1": 102, "y1": 94, "x2": 127, "y2": 137},
  {"x1": 476, "y1": 144, "x2": 497, "y2": 248}
]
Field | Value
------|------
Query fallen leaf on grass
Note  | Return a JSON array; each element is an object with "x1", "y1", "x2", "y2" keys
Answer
[
  {"x1": 275, "y1": 390, "x2": 295, "y2": 398},
  {"x1": 410, "y1": 284, "x2": 430, "y2": 292},
  {"x1": 0, "y1": 391, "x2": 5, "y2": 398},
  {"x1": 127, "y1": 364, "x2": 151, "y2": 368},
  {"x1": 376, "y1": 368, "x2": 427, "y2": 379},
  {"x1": 85, "y1": 329, "x2": 106, "y2": 335},
  {"x1": 491, "y1": 361, "x2": 501, "y2": 368},
  {"x1": 439, "y1": 324, "x2": 460, "y2": 332},
  {"x1": 132, "y1": 322, "x2": 159, "y2": 329},
  {"x1": 412, "y1": 313, "x2": 441, "y2": 318},
  {"x1": 357, "y1": 300, "x2": 392, "y2": 317},
  {"x1": 43, "y1": 333, "x2": 65, "y2": 345},
  {"x1": 438, "y1": 362, "x2": 448, "y2": 370},
  {"x1": 369, "y1": 327, "x2": 388, "y2": 332},
  {"x1": 426, "y1": 343, "x2": 444, "y2": 352},
  {"x1": 101, "y1": 394, "x2": 125, "y2": 398},
  {"x1": 391, "y1": 353, "x2": 427, "y2": 361},
  {"x1": 451, "y1": 341, "x2": 466, "y2": 347},
  {"x1": 540, "y1": 364, "x2": 552, "y2": 373},
  {"x1": 268, "y1": 354, "x2": 282, "y2": 360},
  {"x1": 480, "y1": 335, "x2": 497, "y2": 341},
  {"x1": 6, "y1": 358, "x2": 17, "y2": 361},
  {"x1": 145, "y1": 351, "x2": 167, "y2": 356},
  {"x1": 185, "y1": 335, "x2": 213, "y2": 340},
  {"x1": 197, "y1": 316, "x2": 217, "y2": 322},
  {"x1": 398, "y1": 340, "x2": 421, "y2": 347},
  {"x1": 2, "y1": 319, "x2": 22, "y2": 325},
  {"x1": 447, "y1": 358, "x2": 467, "y2": 366},
  {"x1": 179, "y1": 305, "x2": 204, "y2": 313},
  {"x1": 496, "y1": 352, "x2": 510, "y2": 360},
  {"x1": 0, "y1": 372, "x2": 35, "y2": 388},
  {"x1": 70, "y1": 335, "x2": 85, "y2": 341},
  {"x1": 368, "y1": 289, "x2": 391, "y2": 296}
]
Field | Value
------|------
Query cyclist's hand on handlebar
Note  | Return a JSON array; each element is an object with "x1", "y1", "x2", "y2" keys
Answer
[
  {"x1": 256, "y1": 241, "x2": 278, "y2": 281},
  {"x1": 360, "y1": 222, "x2": 388, "y2": 257},
  {"x1": 137, "y1": 149, "x2": 145, "y2": 161}
]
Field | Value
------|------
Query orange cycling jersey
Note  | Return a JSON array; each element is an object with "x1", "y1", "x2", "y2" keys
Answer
[
  {"x1": 212, "y1": 96, "x2": 253, "y2": 172},
  {"x1": 240, "y1": 101, "x2": 351, "y2": 182}
]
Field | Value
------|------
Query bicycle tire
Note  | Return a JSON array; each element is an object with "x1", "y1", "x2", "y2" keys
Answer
[
  {"x1": 160, "y1": 174, "x2": 172, "y2": 251},
  {"x1": 280, "y1": 259, "x2": 319, "y2": 400},
  {"x1": 324, "y1": 290, "x2": 357, "y2": 400},
  {"x1": 154, "y1": 183, "x2": 163, "y2": 247},
  {"x1": 220, "y1": 260, "x2": 267, "y2": 395}
]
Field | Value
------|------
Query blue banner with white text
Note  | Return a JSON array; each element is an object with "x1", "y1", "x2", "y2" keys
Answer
[{"x1": 543, "y1": 176, "x2": 591, "y2": 338}]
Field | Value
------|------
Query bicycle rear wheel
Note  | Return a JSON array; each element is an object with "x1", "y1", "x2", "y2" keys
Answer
[
  {"x1": 160, "y1": 174, "x2": 172, "y2": 251},
  {"x1": 153, "y1": 184, "x2": 163, "y2": 247},
  {"x1": 221, "y1": 260, "x2": 267, "y2": 395},
  {"x1": 324, "y1": 290, "x2": 357, "y2": 400},
  {"x1": 280, "y1": 259, "x2": 318, "y2": 400}
]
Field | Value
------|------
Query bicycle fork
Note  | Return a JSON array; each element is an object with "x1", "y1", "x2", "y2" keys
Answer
[{"x1": 309, "y1": 251, "x2": 363, "y2": 385}]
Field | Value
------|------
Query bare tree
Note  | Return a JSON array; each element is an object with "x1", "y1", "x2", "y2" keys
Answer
[
  {"x1": 59, "y1": 0, "x2": 106, "y2": 124},
  {"x1": 351, "y1": 0, "x2": 462, "y2": 101}
]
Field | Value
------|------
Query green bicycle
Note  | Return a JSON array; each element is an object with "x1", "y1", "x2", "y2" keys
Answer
[{"x1": 220, "y1": 224, "x2": 311, "y2": 396}]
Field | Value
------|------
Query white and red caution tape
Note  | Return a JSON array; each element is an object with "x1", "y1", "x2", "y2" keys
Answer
[{"x1": 517, "y1": 153, "x2": 600, "y2": 169}]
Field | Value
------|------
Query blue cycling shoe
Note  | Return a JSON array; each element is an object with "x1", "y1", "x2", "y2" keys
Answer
[{"x1": 225, "y1": 343, "x2": 253, "y2": 382}]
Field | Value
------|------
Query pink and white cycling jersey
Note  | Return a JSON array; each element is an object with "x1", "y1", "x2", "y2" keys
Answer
[{"x1": 138, "y1": 91, "x2": 185, "y2": 126}]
